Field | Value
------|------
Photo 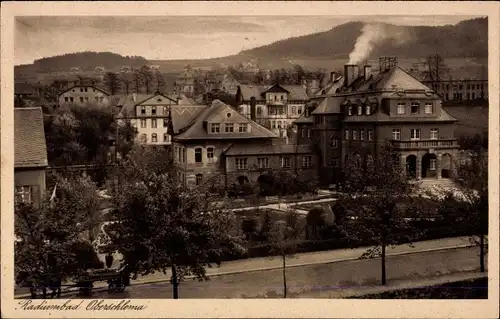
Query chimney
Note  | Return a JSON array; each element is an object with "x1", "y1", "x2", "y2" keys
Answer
[
  {"x1": 330, "y1": 71, "x2": 337, "y2": 83},
  {"x1": 132, "y1": 93, "x2": 137, "y2": 102},
  {"x1": 344, "y1": 64, "x2": 359, "y2": 88},
  {"x1": 250, "y1": 97, "x2": 257, "y2": 121},
  {"x1": 364, "y1": 65, "x2": 372, "y2": 81}
]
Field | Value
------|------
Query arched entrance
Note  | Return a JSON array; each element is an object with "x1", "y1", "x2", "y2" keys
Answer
[
  {"x1": 422, "y1": 153, "x2": 437, "y2": 178},
  {"x1": 441, "y1": 153, "x2": 452, "y2": 178},
  {"x1": 405, "y1": 155, "x2": 417, "y2": 178}
]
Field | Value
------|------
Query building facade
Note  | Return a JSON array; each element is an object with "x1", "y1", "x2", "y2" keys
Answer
[
  {"x1": 171, "y1": 100, "x2": 318, "y2": 189},
  {"x1": 423, "y1": 79, "x2": 488, "y2": 102},
  {"x1": 296, "y1": 58, "x2": 459, "y2": 185},
  {"x1": 236, "y1": 83, "x2": 309, "y2": 136},
  {"x1": 174, "y1": 66, "x2": 195, "y2": 96},
  {"x1": 58, "y1": 85, "x2": 110, "y2": 107},
  {"x1": 14, "y1": 107, "x2": 49, "y2": 207}
]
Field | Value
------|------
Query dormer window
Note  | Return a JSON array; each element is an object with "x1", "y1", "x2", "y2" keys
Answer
[
  {"x1": 357, "y1": 106, "x2": 362, "y2": 116},
  {"x1": 348, "y1": 106, "x2": 352, "y2": 115},
  {"x1": 225, "y1": 123, "x2": 234, "y2": 133},
  {"x1": 411, "y1": 102, "x2": 420, "y2": 114},
  {"x1": 239, "y1": 123, "x2": 248, "y2": 133},
  {"x1": 211, "y1": 123, "x2": 220, "y2": 133},
  {"x1": 141, "y1": 106, "x2": 146, "y2": 115},
  {"x1": 366, "y1": 105, "x2": 371, "y2": 115},
  {"x1": 424, "y1": 102, "x2": 433, "y2": 114},
  {"x1": 152, "y1": 106, "x2": 157, "y2": 115}
]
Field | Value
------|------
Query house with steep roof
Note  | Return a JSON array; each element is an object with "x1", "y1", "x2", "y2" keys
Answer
[
  {"x1": 116, "y1": 92, "x2": 181, "y2": 146},
  {"x1": 297, "y1": 57, "x2": 459, "y2": 185},
  {"x1": 172, "y1": 100, "x2": 318, "y2": 189},
  {"x1": 14, "y1": 107, "x2": 49, "y2": 207},
  {"x1": 235, "y1": 83, "x2": 309, "y2": 136},
  {"x1": 58, "y1": 85, "x2": 110, "y2": 107},
  {"x1": 174, "y1": 67, "x2": 195, "y2": 96}
]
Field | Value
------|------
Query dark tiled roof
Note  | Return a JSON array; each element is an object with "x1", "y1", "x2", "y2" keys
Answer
[
  {"x1": 170, "y1": 105, "x2": 207, "y2": 134},
  {"x1": 225, "y1": 143, "x2": 314, "y2": 156},
  {"x1": 15, "y1": 82, "x2": 37, "y2": 95},
  {"x1": 311, "y1": 97, "x2": 344, "y2": 115},
  {"x1": 174, "y1": 100, "x2": 278, "y2": 141},
  {"x1": 14, "y1": 107, "x2": 48, "y2": 168},
  {"x1": 239, "y1": 84, "x2": 309, "y2": 101},
  {"x1": 293, "y1": 113, "x2": 314, "y2": 124},
  {"x1": 281, "y1": 85, "x2": 309, "y2": 100},
  {"x1": 239, "y1": 85, "x2": 264, "y2": 101}
]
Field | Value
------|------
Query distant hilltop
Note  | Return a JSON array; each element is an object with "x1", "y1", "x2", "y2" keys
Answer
[{"x1": 15, "y1": 17, "x2": 487, "y2": 75}]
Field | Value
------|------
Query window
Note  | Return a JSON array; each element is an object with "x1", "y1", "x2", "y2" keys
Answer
[
  {"x1": 430, "y1": 128, "x2": 439, "y2": 140},
  {"x1": 424, "y1": 103, "x2": 433, "y2": 114},
  {"x1": 367, "y1": 129, "x2": 373, "y2": 141},
  {"x1": 85, "y1": 97, "x2": 89, "y2": 102},
  {"x1": 366, "y1": 105, "x2": 371, "y2": 115},
  {"x1": 344, "y1": 129, "x2": 349, "y2": 140},
  {"x1": 257, "y1": 106, "x2": 262, "y2": 115},
  {"x1": 330, "y1": 137, "x2": 338, "y2": 148},
  {"x1": 392, "y1": 129, "x2": 401, "y2": 140},
  {"x1": 410, "y1": 129, "x2": 421, "y2": 140},
  {"x1": 64, "y1": 97, "x2": 69, "y2": 102},
  {"x1": 397, "y1": 103, "x2": 405, "y2": 114},
  {"x1": 15, "y1": 186, "x2": 32, "y2": 204},
  {"x1": 163, "y1": 119, "x2": 169, "y2": 127},
  {"x1": 280, "y1": 156, "x2": 291, "y2": 168},
  {"x1": 291, "y1": 106, "x2": 297, "y2": 115},
  {"x1": 298, "y1": 106, "x2": 303, "y2": 114},
  {"x1": 236, "y1": 158, "x2": 248, "y2": 170},
  {"x1": 163, "y1": 133, "x2": 170, "y2": 142},
  {"x1": 79, "y1": 97, "x2": 84, "y2": 103},
  {"x1": 429, "y1": 159, "x2": 436, "y2": 171},
  {"x1": 302, "y1": 155, "x2": 312, "y2": 168},
  {"x1": 366, "y1": 155, "x2": 374, "y2": 168},
  {"x1": 151, "y1": 133, "x2": 158, "y2": 143},
  {"x1": 196, "y1": 174, "x2": 203, "y2": 185},
  {"x1": 140, "y1": 119, "x2": 147, "y2": 128},
  {"x1": 225, "y1": 123, "x2": 234, "y2": 133},
  {"x1": 151, "y1": 119, "x2": 157, "y2": 128},
  {"x1": 239, "y1": 123, "x2": 248, "y2": 133},
  {"x1": 163, "y1": 106, "x2": 170, "y2": 115},
  {"x1": 207, "y1": 147, "x2": 214, "y2": 162},
  {"x1": 141, "y1": 106, "x2": 146, "y2": 115},
  {"x1": 85, "y1": 88, "x2": 88, "y2": 92},
  {"x1": 357, "y1": 106, "x2": 362, "y2": 116},
  {"x1": 277, "y1": 121, "x2": 282, "y2": 129},
  {"x1": 195, "y1": 148, "x2": 202, "y2": 163},
  {"x1": 352, "y1": 129, "x2": 358, "y2": 140},
  {"x1": 152, "y1": 106, "x2": 157, "y2": 115},
  {"x1": 70, "y1": 97, "x2": 74, "y2": 102},
  {"x1": 307, "y1": 129, "x2": 311, "y2": 138},
  {"x1": 301, "y1": 129, "x2": 305, "y2": 138},
  {"x1": 411, "y1": 102, "x2": 420, "y2": 114},
  {"x1": 80, "y1": 88, "x2": 84, "y2": 92},
  {"x1": 211, "y1": 123, "x2": 220, "y2": 133},
  {"x1": 95, "y1": 97, "x2": 99, "y2": 102},
  {"x1": 178, "y1": 147, "x2": 182, "y2": 162},
  {"x1": 140, "y1": 133, "x2": 147, "y2": 143},
  {"x1": 348, "y1": 106, "x2": 352, "y2": 115},
  {"x1": 360, "y1": 129, "x2": 365, "y2": 141},
  {"x1": 257, "y1": 157, "x2": 269, "y2": 168},
  {"x1": 272, "y1": 121, "x2": 276, "y2": 129}
]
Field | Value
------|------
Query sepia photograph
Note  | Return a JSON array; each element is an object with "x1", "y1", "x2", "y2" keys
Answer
[{"x1": 1, "y1": 1, "x2": 499, "y2": 318}]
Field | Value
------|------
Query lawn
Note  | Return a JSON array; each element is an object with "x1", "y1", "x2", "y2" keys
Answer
[{"x1": 353, "y1": 277, "x2": 487, "y2": 299}]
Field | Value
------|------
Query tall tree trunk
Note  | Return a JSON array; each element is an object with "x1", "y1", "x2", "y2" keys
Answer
[
  {"x1": 381, "y1": 242, "x2": 387, "y2": 285},
  {"x1": 171, "y1": 264, "x2": 179, "y2": 299},
  {"x1": 282, "y1": 252, "x2": 287, "y2": 298},
  {"x1": 479, "y1": 233, "x2": 485, "y2": 272}
]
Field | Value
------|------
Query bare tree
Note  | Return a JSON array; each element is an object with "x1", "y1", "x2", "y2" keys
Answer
[
  {"x1": 104, "y1": 72, "x2": 122, "y2": 95},
  {"x1": 424, "y1": 54, "x2": 450, "y2": 83}
]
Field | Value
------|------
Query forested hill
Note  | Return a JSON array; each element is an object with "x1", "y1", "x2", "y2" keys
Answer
[
  {"x1": 28, "y1": 52, "x2": 148, "y2": 72},
  {"x1": 240, "y1": 18, "x2": 488, "y2": 59}
]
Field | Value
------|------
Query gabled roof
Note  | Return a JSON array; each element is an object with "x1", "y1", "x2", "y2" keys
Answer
[
  {"x1": 294, "y1": 113, "x2": 314, "y2": 124},
  {"x1": 14, "y1": 107, "x2": 48, "y2": 168},
  {"x1": 311, "y1": 96, "x2": 344, "y2": 115},
  {"x1": 282, "y1": 85, "x2": 309, "y2": 100},
  {"x1": 239, "y1": 83, "x2": 309, "y2": 101},
  {"x1": 174, "y1": 100, "x2": 278, "y2": 141},
  {"x1": 58, "y1": 85, "x2": 109, "y2": 97},
  {"x1": 170, "y1": 105, "x2": 207, "y2": 134},
  {"x1": 238, "y1": 85, "x2": 264, "y2": 101},
  {"x1": 117, "y1": 93, "x2": 176, "y2": 118}
]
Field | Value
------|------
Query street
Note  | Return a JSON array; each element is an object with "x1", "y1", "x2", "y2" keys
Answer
[{"x1": 69, "y1": 246, "x2": 484, "y2": 299}]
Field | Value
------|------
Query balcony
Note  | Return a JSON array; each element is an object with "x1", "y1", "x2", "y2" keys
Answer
[{"x1": 392, "y1": 139, "x2": 459, "y2": 150}]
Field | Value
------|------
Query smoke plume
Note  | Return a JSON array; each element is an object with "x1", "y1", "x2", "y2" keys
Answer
[{"x1": 348, "y1": 23, "x2": 411, "y2": 65}]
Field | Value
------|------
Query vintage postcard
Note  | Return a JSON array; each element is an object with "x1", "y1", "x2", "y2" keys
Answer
[{"x1": 1, "y1": 1, "x2": 499, "y2": 318}]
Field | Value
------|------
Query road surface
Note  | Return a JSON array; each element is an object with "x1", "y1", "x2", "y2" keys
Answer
[{"x1": 68, "y1": 246, "x2": 484, "y2": 299}]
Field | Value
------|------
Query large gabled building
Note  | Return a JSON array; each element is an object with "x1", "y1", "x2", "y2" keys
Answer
[
  {"x1": 172, "y1": 100, "x2": 318, "y2": 189},
  {"x1": 296, "y1": 57, "x2": 459, "y2": 186}
]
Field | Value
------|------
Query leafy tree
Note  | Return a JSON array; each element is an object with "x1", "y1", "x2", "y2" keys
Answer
[
  {"x1": 132, "y1": 70, "x2": 143, "y2": 93},
  {"x1": 154, "y1": 70, "x2": 166, "y2": 93},
  {"x1": 454, "y1": 148, "x2": 488, "y2": 272},
  {"x1": 15, "y1": 175, "x2": 103, "y2": 298},
  {"x1": 258, "y1": 210, "x2": 273, "y2": 242},
  {"x1": 101, "y1": 146, "x2": 245, "y2": 299},
  {"x1": 341, "y1": 144, "x2": 422, "y2": 285},
  {"x1": 104, "y1": 72, "x2": 122, "y2": 95},
  {"x1": 139, "y1": 65, "x2": 154, "y2": 94}
]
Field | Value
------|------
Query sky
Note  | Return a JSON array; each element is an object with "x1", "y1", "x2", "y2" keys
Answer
[{"x1": 15, "y1": 15, "x2": 482, "y2": 65}]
